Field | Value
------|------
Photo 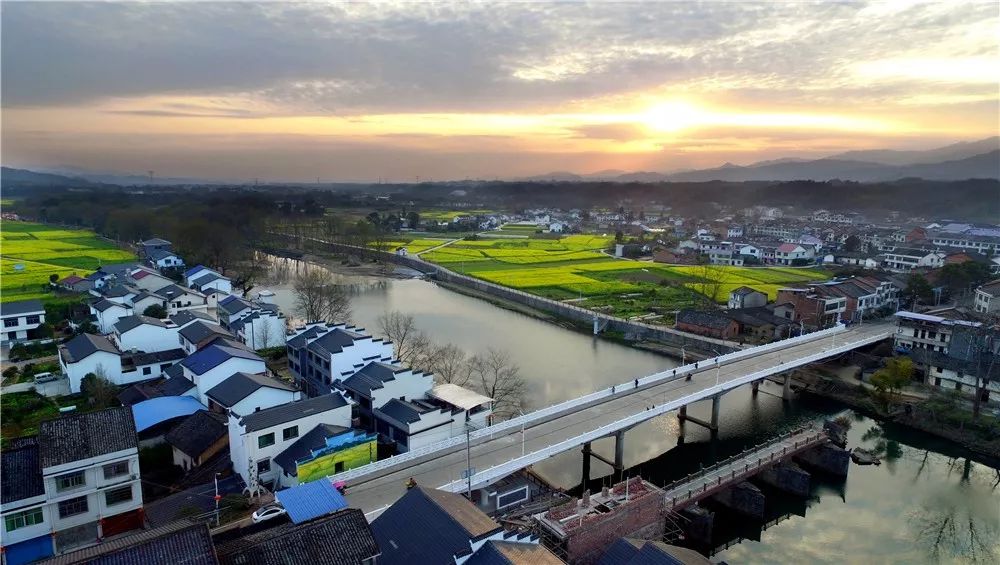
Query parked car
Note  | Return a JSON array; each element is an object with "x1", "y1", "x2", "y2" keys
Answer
[
  {"x1": 251, "y1": 503, "x2": 287, "y2": 524},
  {"x1": 33, "y1": 372, "x2": 59, "y2": 384}
]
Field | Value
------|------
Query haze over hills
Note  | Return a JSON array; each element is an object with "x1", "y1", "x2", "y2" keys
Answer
[{"x1": 520, "y1": 136, "x2": 1000, "y2": 183}]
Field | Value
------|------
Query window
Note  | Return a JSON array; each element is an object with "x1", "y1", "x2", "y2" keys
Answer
[
  {"x1": 142, "y1": 367, "x2": 152, "y2": 375},
  {"x1": 256, "y1": 459, "x2": 271, "y2": 474},
  {"x1": 3, "y1": 318, "x2": 18, "y2": 328},
  {"x1": 103, "y1": 461, "x2": 130, "y2": 479},
  {"x1": 58, "y1": 496, "x2": 89, "y2": 518},
  {"x1": 5, "y1": 508, "x2": 44, "y2": 532},
  {"x1": 104, "y1": 486, "x2": 133, "y2": 506},
  {"x1": 56, "y1": 471, "x2": 86, "y2": 492},
  {"x1": 160, "y1": 363, "x2": 172, "y2": 371},
  {"x1": 26, "y1": 315, "x2": 40, "y2": 325},
  {"x1": 258, "y1": 433, "x2": 275, "y2": 449},
  {"x1": 282, "y1": 426, "x2": 299, "y2": 441}
]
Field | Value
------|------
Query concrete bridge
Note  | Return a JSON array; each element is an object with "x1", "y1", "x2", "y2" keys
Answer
[{"x1": 334, "y1": 322, "x2": 892, "y2": 517}]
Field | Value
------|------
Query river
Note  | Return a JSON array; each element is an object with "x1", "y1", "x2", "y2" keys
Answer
[{"x1": 259, "y1": 256, "x2": 999, "y2": 563}]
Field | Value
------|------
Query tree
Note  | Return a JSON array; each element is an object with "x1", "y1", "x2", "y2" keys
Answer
[
  {"x1": 844, "y1": 235, "x2": 862, "y2": 252},
  {"x1": 870, "y1": 356, "x2": 914, "y2": 405},
  {"x1": 143, "y1": 304, "x2": 168, "y2": 319},
  {"x1": 407, "y1": 211, "x2": 420, "y2": 229},
  {"x1": 292, "y1": 268, "x2": 352, "y2": 323},
  {"x1": 377, "y1": 311, "x2": 432, "y2": 366},
  {"x1": 468, "y1": 348, "x2": 527, "y2": 420},
  {"x1": 81, "y1": 368, "x2": 118, "y2": 409},
  {"x1": 427, "y1": 343, "x2": 470, "y2": 386},
  {"x1": 904, "y1": 273, "x2": 934, "y2": 306},
  {"x1": 49, "y1": 273, "x2": 59, "y2": 284}
]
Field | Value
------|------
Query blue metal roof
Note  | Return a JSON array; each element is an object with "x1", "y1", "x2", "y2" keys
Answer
[
  {"x1": 184, "y1": 264, "x2": 208, "y2": 278},
  {"x1": 275, "y1": 480, "x2": 347, "y2": 524},
  {"x1": 180, "y1": 344, "x2": 262, "y2": 375},
  {"x1": 131, "y1": 396, "x2": 207, "y2": 433}
]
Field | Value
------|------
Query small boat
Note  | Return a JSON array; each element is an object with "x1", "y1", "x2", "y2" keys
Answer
[{"x1": 851, "y1": 448, "x2": 881, "y2": 466}]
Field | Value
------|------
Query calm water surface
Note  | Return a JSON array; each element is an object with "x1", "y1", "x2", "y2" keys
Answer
[{"x1": 260, "y1": 257, "x2": 999, "y2": 563}]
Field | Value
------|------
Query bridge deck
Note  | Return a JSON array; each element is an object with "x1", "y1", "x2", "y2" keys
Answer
[
  {"x1": 662, "y1": 427, "x2": 828, "y2": 511},
  {"x1": 343, "y1": 323, "x2": 890, "y2": 517}
]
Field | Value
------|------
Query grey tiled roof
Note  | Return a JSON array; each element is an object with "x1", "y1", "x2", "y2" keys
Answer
[
  {"x1": 38, "y1": 407, "x2": 138, "y2": 469},
  {"x1": 372, "y1": 486, "x2": 501, "y2": 564},
  {"x1": 164, "y1": 410, "x2": 228, "y2": 458},
  {"x1": 142, "y1": 238, "x2": 172, "y2": 246},
  {"x1": 239, "y1": 393, "x2": 348, "y2": 433},
  {"x1": 170, "y1": 310, "x2": 215, "y2": 327},
  {"x1": 307, "y1": 328, "x2": 369, "y2": 356},
  {"x1": 676, "y1": 309, "x2": 735, "y2": 330},
  {"x1": 206, "y1": 372, "x2": 296, "y2": 407},
  {"x1": 180, "y1": 320, "x2": 231, "y2": 345},
  {"x1": 272, "y1": 423, "x2": 350, "y2": 476},
  {"x1": 1, "y1": 438, "x2": 44, "y2": 504},
  {"x1": 190, "y1": 272, "x2": 223, "y2": 287},
  {"x1": 376, "y1": 398, "x2": 424, "y2": 424},
  {"x1": 61, "y1": 333, "x2": 119, "y2": 363},
  {"x1": 148, "y1": 249, "x2": 179, "y2": 261},
  {"x1": 338, "y1": 362, "x2": 408, "y2": 398},
  {"x1": 0, "y1": 299, "x2": 45, "y2": 317},
  {"x1": 219, "y1": 297, "x2": 252, "y2": 315},
  {"x1": 92, "y1": 298, "x2": 126, "y2": 313},
  {"x1": 114, "y1": 314, "x2": 169, "y2": 334},
  {"x1": 215, "y1": 508, "x2": 378, "y2": 565},
  {"x1": 125, "y1": 348, "x2": 186, "y2": 367},
  {"x1": 37, "y1": 522, "x2": 217, "y2": 565},
  {"x1": 154, "y1": 376, "x2": 196, "y2": 396}
]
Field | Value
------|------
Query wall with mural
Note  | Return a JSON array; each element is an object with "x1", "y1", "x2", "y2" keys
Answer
[{"x1": 296, "y1": 432, "x2": 377, "y2": 483}]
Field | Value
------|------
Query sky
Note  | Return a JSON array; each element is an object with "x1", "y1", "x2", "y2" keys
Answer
[{"x1": 2, "y1": 1, "x2": 998, "y2": 182}]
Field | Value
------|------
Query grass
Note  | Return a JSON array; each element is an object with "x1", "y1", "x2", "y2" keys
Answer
[
  {"x1": 0, "y1": 221, "x2": 136, "y2": 303},
  {"x1": 1, "y1": 392, "x2": 61, "y2": 446},
  {"x1": 421, "y1": 234, "x2": 833, "y2": 319}
]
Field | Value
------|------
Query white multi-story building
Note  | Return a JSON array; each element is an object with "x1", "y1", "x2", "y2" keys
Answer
[
  {"x1": 228, "y1": 394, "x2": 352, "y2": 489},
  {"x1": 335, "y1": 362, "x2": 434, "y2": 426},
  {"x1": 0, "y1": 407, "x2": 142, "y2": 563},
  {"x1": 286, "y1": 323, "x2": 395, "y2": 397},
  {"x1": 228, "y1": 307, "x2": 287, "y2": 351},
  {"x1": 974, "y1": 280, "x2": 1000, "y2": 314},
  {"x1": 205, "y1": 371, "x2": 300, "y2": 415},
  {"x1": 882, "y1": 248, "x2": 946, "y2": 271},
  {"x1": 59, "y1": 334, "x2": 123, "y2": 394},
  {"x1": 374, "y1": 384, "x2": 493, "y2": 453},
  {"x1": 90, "y1": 299, "x2": 133, "y2": 335},
  {"x1": 110, "y1": 315, "x2": 180, "y2": 354},
  {"x1": 1, "y1": 299, "x2": 46, "y2": 343}
]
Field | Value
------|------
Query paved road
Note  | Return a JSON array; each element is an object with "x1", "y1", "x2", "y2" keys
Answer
[{"x1": 344, "y1": 322, "x2": 892, "y2": 516}]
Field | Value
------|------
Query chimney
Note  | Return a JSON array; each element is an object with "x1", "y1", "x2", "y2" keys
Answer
[
  {"x1": 581, "y1": 490, "x2": 591, "y2": 507},
  {"x1": 602, "y1": 486, "x2": 610, "y2": 498}
]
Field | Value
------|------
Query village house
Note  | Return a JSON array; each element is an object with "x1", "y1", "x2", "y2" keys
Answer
[
  {"x1": 286, "y1": 323, "x2": 395, "y2": 397},
  {"x1": 57, "y1": 275, "x2": 93, "y2": 293},
  {"x1": 179, "y1": 343, "x2": 267, "y2": 405},
  {"x1": 146, "y1": 249, "x2": 185, "y2": 271},
  {"x1": 164, "y1": 410, "x2": 229, "y2": 471},
  {"x1": 973, "y1": 280, "x2": 1000, "y2": 314},
  {"x1": 881, "y1": 247, "x2": 946, "y2": 271},
  {"x1": 178, "y1": 320, "x2": 233, "y2": 354},
  {"x1": 139, "y1": 238, "x2": 172, "y2": 258},
  {"x1": 1, "y1": 299, "x2": 46, "y2": 344},
  {"x1": 228, "y1": 394, "x2": 352, "y2": 490},
  {"x1": 205, "y1": 371, "x2": 299, "y2": 416},
  {"x1": 111, "y1": 315, "x2": 180, "y2": 354},
  {"x1": 674, "y1": 310, "x2": 740, "y2": 340},
  {"x1": 184, "y1": 265, "x2": 233, "y2": 295},
  {"x1": 272, "y1": 425, "x2": 377, "y2": 488},
  {"x1": 153, "y1": 284, "x2": 209, "y2": 315},
  {"x1": 773, "y1": 243, "x2": 816, "y2": 266},
  {"x1": 0, "y1": 408, "x2": 142, "y2": 564},
  {"x1": 775, "y1": 287, "x2": 847, "y2": 328},
  {"x1": 728, "y1": 286, "x2": 767, "y2": 310}
]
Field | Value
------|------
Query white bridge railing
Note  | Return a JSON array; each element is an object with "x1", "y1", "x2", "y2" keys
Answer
[
  {"x1": 437, "y1": 329, "x2": 888, "y2": 492},
  {"x1": 329, "y1": 324, "x2": 887, "y2": 487}
]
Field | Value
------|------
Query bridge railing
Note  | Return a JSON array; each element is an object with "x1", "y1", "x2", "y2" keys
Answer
[
  {"x1": 437, "y1": 330, "x2": 886, "y2": 492},
  {"x1": 327, "y1": 323, "x2": 854, "y2": 485}
]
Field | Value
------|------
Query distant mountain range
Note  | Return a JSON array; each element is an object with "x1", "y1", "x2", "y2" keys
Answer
[{"x1": 520, "y1": 136, "x2": 1000, "y2": 183}]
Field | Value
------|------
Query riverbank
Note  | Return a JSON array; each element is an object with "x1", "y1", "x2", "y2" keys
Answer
[{"x1": 793, "y1": 372, "x2": 1000, "y2": 464}]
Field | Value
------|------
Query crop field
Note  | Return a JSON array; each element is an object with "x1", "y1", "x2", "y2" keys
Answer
[
  {"x1": 379, "y1": 238, "x2": 454, "y2": 254},
  {"x1": 420, "y1": 209, "x2": 496, "y2": 221},
  {"x1": 421, "y1": 235, "x2": 831, "y2": 318},
  {"x1": 1, "y1": 222, "x2": 136, "y2": 302}
]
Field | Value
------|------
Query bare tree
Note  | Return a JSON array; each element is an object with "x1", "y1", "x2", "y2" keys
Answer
[
  {"x1": 378, "y1": 310, "x2": 432, "y2": 365},
  {"x1": 293, "y1": 268, "x2": 352, "y2": 323},
  {"x1": 254, "y1": 318, "x2": 272, "y2": 350},
  {"x1": 468, "y1": 348, "x2": 528, "y2": 419},
  {"x1": 427, "y1": 343, "x2": 470, "y2": 386}
]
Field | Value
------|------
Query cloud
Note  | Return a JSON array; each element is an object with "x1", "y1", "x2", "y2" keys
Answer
[
  {"x1": 569, "y1": 123, "x2": 649, "y2": 141},
  {"x1": 2, "y1": 1, "x2": 996, "y2": 114}
]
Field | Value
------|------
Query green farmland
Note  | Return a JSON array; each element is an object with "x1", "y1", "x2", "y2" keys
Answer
[
  {"x1": 412, "y1": 234, "x2": 830, "y2": 319},
  {"x1": 0, "y1": 221, "x2": 136, "y2": 303}
]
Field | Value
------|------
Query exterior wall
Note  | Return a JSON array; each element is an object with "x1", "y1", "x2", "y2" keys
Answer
[
  {"x1": 285, "y1": 434, "x2": 377, "y2": 487},
  {"x1": 728, "y1": 291, "x2": 767, "y2": 310},
  {"x1": 228, "y1": 388, "x2": 299, "y2": 418},
  {"x1": 199, "y1": 279, "x2": 233, "y2": 294},
  {"x1": 186, "y1": 358, "x2": 268, "y2": 405},
  {"x1": 240, "y1": 314, "x2": 287, "y2": 350},
  {"x1": 925, "y1": 364, "x2": 1000, "y2": 396},
  {"x1": 230, "y1": 403, "x2": 352, "y2": 487},
  {"x1": 166, "y1": 292, "x2": 208, "y2": 315},
  {"x1": 368, "y1": 372, "x2": 435, "y2": 411},
  {"x1": 974, "y1": 290, "x2": 998, "y2": 314},
  {"x1": 376, "y1": 408, "x2": 454, "y2": 453},
  {"x1": 172, "y1": 447, "x2": 195, "y2": 471},
  {"x1": 1, "y1": 310, "x2": 45, "y2": 344},
  {"x1": 153, "y1": 256, "x2": 184, "y2": 269},
  {"x1": 130, "y1": 296, "x2": 167, "y2": 316},
  {"x1": 675, "y1": 320, "x2": 740, "y2": 340},
  {"x1": 114, "y1": 326, "x2": 180, "y2": 354},
  {"x1": 61, "y1": 351, "x2": 122, "y2": 394},
  {"x1": 92, "y1": 305, "x2": 132, "y2": 334}
]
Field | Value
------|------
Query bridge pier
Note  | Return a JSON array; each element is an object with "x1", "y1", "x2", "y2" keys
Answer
[
  {"x1": 582, "y1": 442, "x2": 592, "y2": 484},
  {"x1": 677, "y1": 395, "x2": 721, "y2": 436},
  {"x1": 782, "y1": 373, "x2": 793, "y2": 401},
  {"x1": 614, "y1": 430, "x2": 625, "y2": 474},
  {"x1": 751, "y1": 380, "x2": 760, "y2": 396},
  {"x1": 711, "y1": 394, "x2": 721, "y2": 431}
]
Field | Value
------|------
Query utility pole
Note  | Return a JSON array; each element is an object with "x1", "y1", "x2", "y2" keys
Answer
[
  {"x1": 465, "y1": 423, "x2": 473, "y2": 499},
  {"x1": 214, "y1": 472, "x2": 222, "y2": 527}
]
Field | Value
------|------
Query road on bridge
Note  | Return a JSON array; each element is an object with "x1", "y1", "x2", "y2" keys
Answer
[{"x1": 345, "y1": 322, "x2": 892, "y2": 517}]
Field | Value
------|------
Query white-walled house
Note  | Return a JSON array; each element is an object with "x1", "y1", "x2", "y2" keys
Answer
[
  {"x1": 728, "y1": 286, "x2": 768, "y2": 310},
  {"x1": 228, "y1": 394, "x2": 351, "y2": 489},
  {"x1": 187, "y1": 269, "x2": 233, "y2": 295},
  {"x1": 154, "y1": 284, "x2": 209, "y2": 315},
  {"x1": 427, "y1": 383, "x2": 494, "y2": 432},
  {"x1": 129, "y1": 291, "x2": 168, "y2": 317},
  {"x1": 111, "y1": 315, "x2": 180, "y2": 354},
  {"x1": 59, "y1": 334, "x2": 123, "y2": 394},
  {"x1": 335, "y1": 362, "x2": 434, "y2": 425},
  {"x1": 773, "y1": 243, "x2": 816, "y2": 266},
  {"x1": 178, "y1": 320, "x2": 233, "y2": 354},
  {"x1": 179, "y1": 344, "x2": 267, "y2": 405},
  {"x1": 373, "y1": 384, "x2": 494, "y2": 453},
  {"x1": 229, "y1": 307, "x2": 287, "y2": 351},
  {"x1": 146, "y1": 249, "x2": 185, "y2": 270},
  {"x1": 126, "y1": 267, "x2": 175, "y2": 293},
  {"x1": 973, "y1": 280, "x2": 1000, "y2": 314},
  {"x1": 0, "y1": 408, "x2": 143, "y2": 563},
  {"x1": 286, "y1": 323, "x2": 395, "y2": 397},
  {"x1": 1, "y1": 300, "x2": 46, "y2": 344},
  {"x1": 205, "y1": 372, "x2": 300, "y2": 416}
]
